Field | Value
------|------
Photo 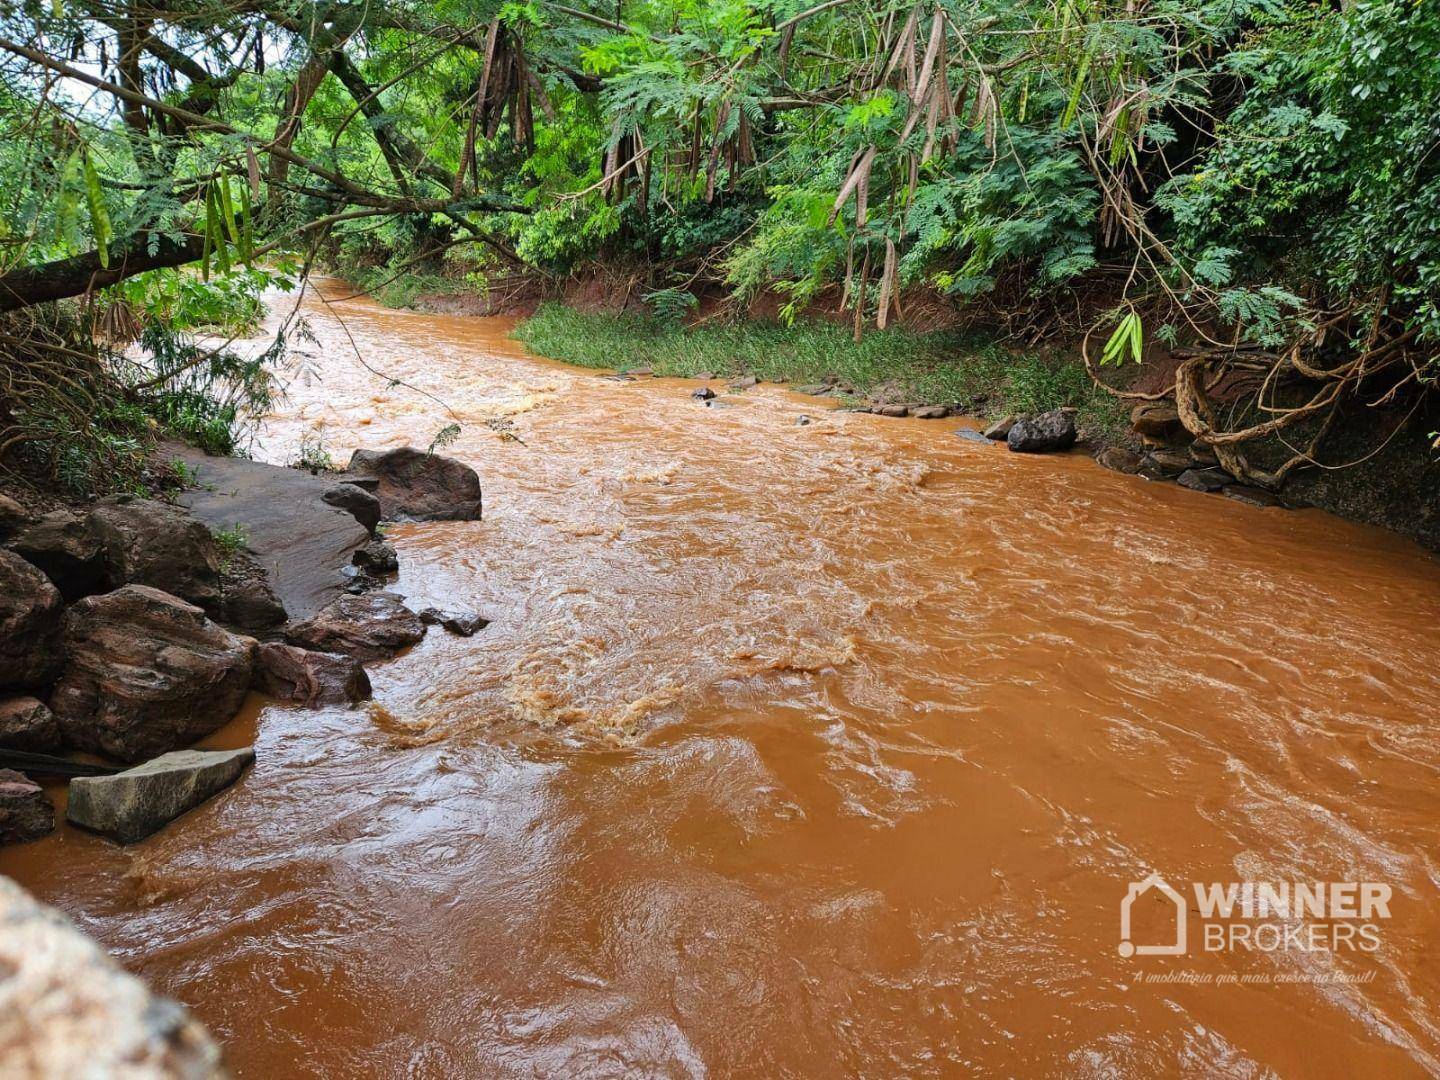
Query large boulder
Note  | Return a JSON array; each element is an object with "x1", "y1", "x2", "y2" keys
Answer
[
  {"x1": 0, "y1": 877, "x2": 224, "y2": 1076},
  {"x1": 0, "y1": 768, "x2": 53, "y2": 845},
  {"x1": 87, "y1": 496, "x2": 223, "y2": 611},
  {"x1": 0, "y1": 696, "x2": 62, "y2": 753},
  {"x1": 254, "y1": 643, "x2": 371, "y2": 706},
  {"x1": 214, "y1": 551, "x2": 289, "y2": 636},
  {"x1": 1006, "y1": 410, "x2": 1078, "y2": 454},
  {"x1": 0, "y1": 548, "x2": 64, "y2": 690},
  {"x1": 67, "y1": 747, "x2": 254, "y2": 844},
  {"x1": 343, "y1": 447, "x2": 483, "y2": 522},
  {"x1": 6, "y1": 509, "x2": 105, "y2": 599},
  {"x1": 50, "y1": 586, "x2": 256, "y2": 762},
  {"x1": 286, "y1": 592, "x2": 425, "y2": 662}
]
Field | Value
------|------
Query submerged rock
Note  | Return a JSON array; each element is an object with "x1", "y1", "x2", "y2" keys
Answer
[
  {"x1": 419, "y1": 608, "x2": 490, "y2": 637},
  {"x1": 0, "y1": 549, "x2": 63, "y2": 690},
  {"x1": 1095, "y1": 447, "x2": 1144, "y2": 474},
  {"x1": 6, "y1": 509, "x2": 105, "y2": 599},
  {"x1": 254, "y1": 642, "x2": 371, "y2": 706},
  {"x1": 286, "y1": 592, "x2": 425, "y2": 661},
  {"x1": 1006, "y1": 410, "x2": 1077, "y2": 453},
  {"x1": 0, "y1": 768, "x2": 53, "y2": 844},
  {"x1": 0, "y1": 696, "x2": 62, "y2": 753},
  {"x1": 50, "y1": 586, "x2": 256, "y2": 763},
  {"x1": 954, "y1": 428, "x2": 992, "y2": 444},
  {"x1": 1224, "y1": 485, "x2": 1284, "y2": 508},
  {"x1": 88, "y1": 496, "x2": 223, "y2": 611},
  {"x1": 0, "y1": 877, "x2": 224, "y2": 1074},
  {"x1": 67, "y1": 747, "x2": 254, "y2": 844},
  {"x1": 795, "y1": 415, "x2": 814, "y2": 426},
  {"x1": 322, "y1": 482, "x2": 382, "y2": 533},
  {"x1": 344, "y1": 447, "x2": 483, "y2": 522},
  {"x1": 793, "y1": 383, "x2": 832, "y2": 396},
  {"x1": 691, "y1": 386, "x2": 716, "y2": 401}
]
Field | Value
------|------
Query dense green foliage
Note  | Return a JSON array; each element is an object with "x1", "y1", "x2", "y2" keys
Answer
[{"x1": 0, "y1": 0, "x2": 1435, "y2": 489}]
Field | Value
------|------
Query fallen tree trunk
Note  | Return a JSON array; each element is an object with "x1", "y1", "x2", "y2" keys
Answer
[{"x1": 0, "y1": 230, "x2": 203, "y2": 313}]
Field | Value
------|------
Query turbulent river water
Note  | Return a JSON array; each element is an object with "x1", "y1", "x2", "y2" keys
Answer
[{"x1": 5, "y1": 280, "x2": 1440, "y2": 1077}]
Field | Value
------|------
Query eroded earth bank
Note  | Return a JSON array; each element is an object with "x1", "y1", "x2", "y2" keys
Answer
[{"x1": 4, "y1": 280, "x2": 1440, "y2": 1077}]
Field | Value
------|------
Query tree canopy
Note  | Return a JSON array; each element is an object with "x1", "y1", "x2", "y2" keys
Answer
[{"x1": 1, "y1": 0, "x2": 1436, "y2": 477}]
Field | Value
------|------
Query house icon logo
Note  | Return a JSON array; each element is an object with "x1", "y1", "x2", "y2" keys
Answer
[{"x1": 1119, "y1": 873, "x2": 1188, "y2": 957}]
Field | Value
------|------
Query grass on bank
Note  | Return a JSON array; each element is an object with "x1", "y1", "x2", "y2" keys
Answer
[{"x1": 514, "y1": 302, "x2": 1126, "y2": 436}]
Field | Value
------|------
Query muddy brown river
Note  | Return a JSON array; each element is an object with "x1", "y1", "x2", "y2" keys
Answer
[{"x1": 5, "y1": 280, "x2": 1440, "y2": 1077}]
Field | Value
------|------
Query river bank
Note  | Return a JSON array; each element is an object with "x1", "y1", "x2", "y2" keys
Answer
[{"x1": 4, "y1": 279, "x2": 1440, "y2": 1076}]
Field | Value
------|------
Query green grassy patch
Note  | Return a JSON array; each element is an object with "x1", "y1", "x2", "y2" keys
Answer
[{"x1": 514, "y1": 303, "x2": 1125, "y2": 437}]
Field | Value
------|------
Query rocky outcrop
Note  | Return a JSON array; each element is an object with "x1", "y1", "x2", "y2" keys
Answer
[
  {"x1": 0, "y1": 549, "x2": 64, "y2": 690},
  {"x1": 254, "y1": 643, "x2": 371, "y2": 706},
  {"x1": 170, "y1": 445, "x2": 371, "y2": 621},
  {"x1": 6, "y1": 509, "x2": 105, "y2": 599},
  {"x1": 0, "y1": 769, "x2": 53, "y2": 844},
  {"x1": 66, "y1": 747, "x2": 254, "y2": 844},
  {"x1": 0, "y1": 697, "x2": 61, "y2": 753},
  {"x1": 343, "y1": 447, "x2": 483, "y2": 522},
  {"x1": 1006, "y1": 410, "x2": 1078, "y2": 454},
  {"x1": 0, "y1": 876, "x2": 225, "y2": 1075},
  {"x1": 87, "y1": 496, "x2": 223, "y2": 611},
  {"x1": 50, "y1": 586, "x2": 256, "y2": 763},
  {"x1": 321, "y1": 482, "x2": 381, "y2": 534},
  {"x1": 286, "y1": 592, "x2": 425, "y2": 661}
]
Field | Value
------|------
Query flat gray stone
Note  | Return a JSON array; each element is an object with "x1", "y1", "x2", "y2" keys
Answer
[
  {"x1": 67, "y1": 748, "x2": 254, "y2": 844},
  {"x1": 954, "y1": 428, "x2": 992, "y2": 443}
]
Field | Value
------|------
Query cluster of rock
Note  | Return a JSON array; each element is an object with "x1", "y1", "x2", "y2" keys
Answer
[
  {"x1": 0, "y1": 445, "x2": 488, "y2": 849},
  {"x1": 1093, "y1": 401, "x2": 1287, "y2": 507}
]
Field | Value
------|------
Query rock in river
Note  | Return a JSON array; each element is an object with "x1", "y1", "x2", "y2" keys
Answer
[
  {"x1": 88, "y1": 495, "x2": 224, "y2": 611},
  {"x1": 0, "y1": 696, "x2": 62, "y2": 753},
  {"x1": 50, "y1": 586, "x2": 256, "y2": 763},
  {"x1": 254, "y1": 642, "x2": 372, "y2": 706},
  {"x1": 0, "y1": 548, "x2": 64, "y2": 690},
  {"x1": 286, "y1": 592, "x2": 425, "y2": 661},
  {"x1": 67, "y1": 747, "x2": 255, "y2": 844},
  {"x1": 983, "y1": 415, "x2": 1016, "y2": 440},
  {"x1": 0, "y1": 768, "x2": 54, "y2": 844},
  {"x1": 0, "y1": 877, "x2": 224, "y2": 1074},
  {"x1": 344, "y1": 446, "x2": 483, "y2": 522},
  {"x1": 1095, "y1": 447, "x2": 1143, "y2": 474},
  {"x1": 419, "y1": 608, "x2": 490, "y2": 637},
  {"x1": 1006, "y1": 410, "x2": 1077, "y2": 453}
]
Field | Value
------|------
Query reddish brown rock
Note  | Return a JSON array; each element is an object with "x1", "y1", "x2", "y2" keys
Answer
[
  {"x1": 1130, "y1": 401, "x2": 1185, "y2": 442},
  {"x1": 50, "y1": 586, "x2": 256, "y2": 763},
  {"x1": 0, "y1": 696, "x2": 62, "y2": 753},
  {"x1": 1095, "y1": 447, "x2": 1144, "y2": 475},
  {"x1": 343, "y1": 447, "x2": 483, "y2": 522},
  {"x1": 286, "y1": 592, "x2": 425, "y2": 662},
  {"x1": 909, "y1": 405, "x2": 950, "y2": 419},
  {"x1": 6, "y1": 509, "x2": 105, "y2": 599},
  {"x1": 982, "y1": 415, "x2": 1015, "y2": 440},
  {"x1": 255, "y1": 643, "x2": 372, "y2": 706},
  {"x1": 87, "y1": 496, "x2": 223, "y2": 610},
  {"x1": 0, "y1": 768, "x2": 54, "y2": 845},
  {"x1": 0, "y1": 548, "x2": 64, "y2": 690},
  {"x1": 0, "y1": 493, "x2": 30, "y2": 536}
]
